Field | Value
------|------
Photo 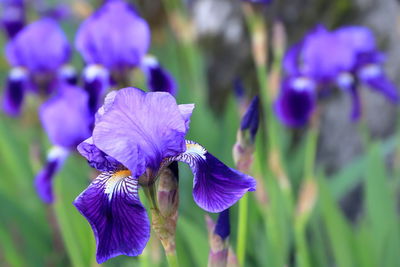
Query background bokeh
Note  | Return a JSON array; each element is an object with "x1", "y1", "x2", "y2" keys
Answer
[{"x1": 1, "y1": 0, "x2": 400, "y2": 266}]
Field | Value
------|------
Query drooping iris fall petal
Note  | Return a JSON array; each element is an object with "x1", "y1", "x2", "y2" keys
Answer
[
  {"x1": 34, "y1": 146, "x2": 69, "y2": 203},
  {"x1": 168, "y1": 141, "x2": 256, "y2": 213},
  {"x1": 275, "y1": 77, "x2": 316, "y2": 127},
  {"x1": 74, "y1": 170, "x2": 150, "y2": 264}
]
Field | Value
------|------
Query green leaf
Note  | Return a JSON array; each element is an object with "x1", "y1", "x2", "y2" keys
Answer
[
  {"x1": 364, "y1": 144, "x2": 400, "y2": 267},
  {"x1": 318, "y1": 176, "x2": 355, "y2": 267}
]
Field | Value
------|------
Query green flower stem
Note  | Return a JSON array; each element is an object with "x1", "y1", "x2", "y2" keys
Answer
[
  {"x1": 166, "y1": 251, "x2": 179, "y2": 267},
  {"x1": 295, "y1": 117, "x2": 320, "y2": 267},
  {"x1": 294, "y1": 221, "x2": 311, "y2": 267},
  {"x1": 143, "y1": 184, "x2": 159, "y2": 211},
  {"x1": 236, "y1": 193, "x2": 249, "y2": 266},
  {"x1": 304, "y1": 124, "x2": 319, "y2": 181}
]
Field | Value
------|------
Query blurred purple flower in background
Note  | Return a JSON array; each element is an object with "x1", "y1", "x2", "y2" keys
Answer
[
  {"x1": 35, "y1": 85, "x2": 92, "y2": 203},
  {"x1": 2, "y1": 17, "x2": 75, "y2": 116},
  {"x1": 74, "y1": 87, "x2": 256, "y2": 263},
  {"x1": 275, "y1": 77, "x2": 316, "y2": 127},
  {"x1": 1, "y1": 0, "x2": 25, "y2": 39},
  {"x1": 276, "y1": 25, "x2": 399, "y2": 127},
  {"x1": 141, "y1": 55, "x2": 177, "y2": 95},
  {"x1": 75, "y1": 0, "x2": 150, "y2": 73},
  {"x1": 75, "y1": 0, "x2": 176, "y2": 113}
]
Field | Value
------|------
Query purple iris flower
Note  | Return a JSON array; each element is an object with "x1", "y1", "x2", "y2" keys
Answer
[
  {"x1": 3, "y1": 17, "x2": 74, "y2": 116},
  {"x1": 74, "y1": 87, "x2": 256, "y2": 263},
  {"x1": 276, "y1": 25, "x2": 399, "y2": 126},
  {"x1": 1, "y1": 0, "x2": 25, "y2": 39},
  {"x1": 75, "y1": 0, "x2": 176, "y2": 113},
  {"x1": 35, "y1": 85, "x2": 92, "y2": 203},
  {"x1": 75, "y1": 0, "x2": 150, "y2": 72}
]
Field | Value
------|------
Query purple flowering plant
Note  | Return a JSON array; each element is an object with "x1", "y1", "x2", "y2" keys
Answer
[
  {"x1": 2, "y1": 17, "x2": 76, "y2": 116},
  {"x1": 275, "y1": 25, "x2": 399, "y2": 127},
  {"x1": 1, "y1": 0, "x2": 25, "y2": 39},
  {"x1": 35, "y1": 85, "x2": 92, "y2": 203},
  {"x1": 75, "y1": 0, "x2": 177, "y2": 114},
  {"x1": 73, "y1": 87, "x2": 256, "y2": 263}
]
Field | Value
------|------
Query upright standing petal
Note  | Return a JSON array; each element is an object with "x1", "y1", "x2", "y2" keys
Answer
[
  {"x1": 141, "y1": 56, "x2": 177, "y2": 95},
  {"x1": 40, "y1": 85, "x2": 92, "y2": 149},
  {"x1": 75, "y1": 0, "x2": 150, "y2": 71},
  {"x1": 1, "y1": 0, "x2": 25, "y2": 39},
  {"x1": 2, "y1": 67, "x2": 28, "y2": 116},
  {"x1": 6, "y1": 18, "x2": 70, "y2": 73},
  {"x1": 334, "y1": 26, "x2": 376, "y2": 55},
  {"x1": 301, "y1": 26, "x2": 355, "y2": 83},
  {"x1": 74, "y1": 170, "x2": 150, "y2": 264},
  {"x1": 95, "y1": 90, "x2": 118, "y2": 123},
  {"x1": 34, "y1": 146, "x2": 69, "y2": 203},
  {"x1": 93, "y1": 87, "x2": 188, "y2": 176},
  {"x1": 178, "y1": 103, "x2": 195, "y2": 131},
  {"x1": 168, "y1": 141, "x2": 256, "y2": 213}
]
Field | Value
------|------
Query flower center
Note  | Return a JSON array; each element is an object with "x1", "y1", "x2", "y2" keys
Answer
[{"x1": 104, "y1": 169, "x2": 132, "y2": 200}]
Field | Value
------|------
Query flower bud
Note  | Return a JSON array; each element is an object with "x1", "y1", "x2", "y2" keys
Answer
[
  {"x1": 157, "y1": 162, "x2": 179, "y2": 218},
  {"x1": 151, "y1": 162, "x2": 180, "y2": 255},
  {"x1": 233, "y1": 96, "x2": 259, "y2": 172},
  {"x1": 206, "y1": 209, "x2": 230, "y2": 267}
]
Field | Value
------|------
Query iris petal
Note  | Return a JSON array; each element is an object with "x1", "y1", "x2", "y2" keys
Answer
[
  {"x1": 40, "y1": 85, "x2": 92, "y2": 149},
  {"x1": 2, "y1": 68, "x2": 27, "y2": 116},
  {"x1": 74, "y1": 170, "x2": 150, "y2": 264},
  {"x1": 178, "y1": 104, "x2": 195, "y2": 131},
  {"x1": 83, "y1": 64, "x2": 110, "y2": 114},
  {"x1": 34, "y1": 146, "x2": 69, "y2": 203},
  {"x1": 359, "y1": 64, "x2": 400, "y2": 103},
  {"x1": 93, "y1": 87, "x2": 187, "y2": 176},
  {"x1": 95, "y1": 90, "x2": 118, "y2": 123},
  {"x1": 77, "y1": 137, "x2": 121, "y2": 172},
  {"x1": 141, "y1": 56, "x2": 177, "y2": 95},
  {"x1": 337, "y1": 72, "x2": 362, "y2": 121},
  {"x1": 75, "y1": 0, "x2": 150, "y2": 70},
  {"x1": 169, "y1": 141, "x2": 256, "y2": 213},
  {"x1": 6, "y1": 18, "x2": 70, "y2": 73},
  {"x1": 274, "y1": 77, "x2": 316, "y2": 127}
]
